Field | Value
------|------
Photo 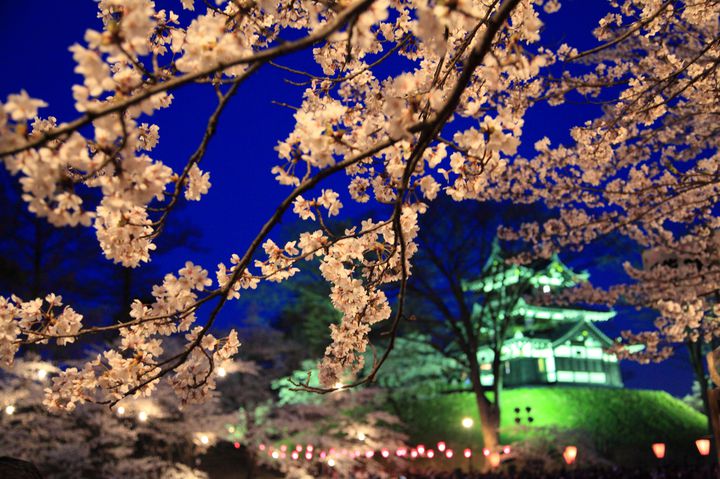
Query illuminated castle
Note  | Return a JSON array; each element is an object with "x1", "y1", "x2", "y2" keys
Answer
[{"x1": 463, "y1": 244, "x2": 623, "y2": 388}]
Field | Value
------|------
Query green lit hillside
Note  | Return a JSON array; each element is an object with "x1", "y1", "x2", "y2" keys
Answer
[{"x1": 395, "y1": 387, "x2": 707, "y2": 465}]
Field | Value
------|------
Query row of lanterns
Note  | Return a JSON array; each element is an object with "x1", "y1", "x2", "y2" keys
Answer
[
  {"x1": 561, "y1": 440, "x2": 711, "y2": 466},
  {"x1": 253, "y1": 440, "x2": 712, "y2": 467},
  {"x1": 651, "y1": 439, "x2": 711, "y2": 459},
  {"x1": 254, "y1": 442, "x2": 514, "y2": 467}
]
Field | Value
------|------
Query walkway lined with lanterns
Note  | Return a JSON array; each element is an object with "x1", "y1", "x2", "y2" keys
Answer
[
  {"x1": 234, "y1": 414, "x2": 713, "y2": 472},
  {"x1": 247, "y1": 437, "x2": 713, "y2": 471}
]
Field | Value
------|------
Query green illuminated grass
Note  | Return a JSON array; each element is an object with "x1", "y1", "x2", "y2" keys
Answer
[{"x1": 394, "y1": 387, "x2": 707, "y2": 465}]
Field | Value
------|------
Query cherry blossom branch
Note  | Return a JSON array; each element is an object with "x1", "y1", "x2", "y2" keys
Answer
[
  {"x1": 567, "y1": 0, "x2": 673, "y2": 62},
  {"x1": 269, "y1": 33, "x2": 412, "y2": 88},
  {"x1": 0, "y1": 0, "x2": 375, "y2": 158}
]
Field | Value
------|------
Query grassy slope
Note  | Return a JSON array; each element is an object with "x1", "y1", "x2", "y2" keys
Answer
[{"x1": 394, "y1": 387, "x2": 708, "y2": 465}]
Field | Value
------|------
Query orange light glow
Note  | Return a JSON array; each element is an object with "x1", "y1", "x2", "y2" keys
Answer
[
  {"x1": 563, "y1": 446, "x2": 578, "y2": 465},
  {"x1": 652, "y1": 443, "x2": 666, "y2": 459},
  {"x1": 696, "y1": 439, "x2": 711, "y2": 456}
]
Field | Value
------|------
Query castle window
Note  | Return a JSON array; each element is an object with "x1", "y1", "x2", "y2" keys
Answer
[{"x1": 586, "y1": 347, "x2": 603, "y2": 359}]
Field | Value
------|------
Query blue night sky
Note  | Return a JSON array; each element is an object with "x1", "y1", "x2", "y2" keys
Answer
[{"x1": 0, "y1": 1, "x2": 692, "y2": 396}]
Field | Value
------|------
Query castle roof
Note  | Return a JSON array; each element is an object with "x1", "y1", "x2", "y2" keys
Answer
[
  {"x1": 463, "y1": 240, "x2": 589, "y2": 295},
  {"x1": 525, "y1": 319, "x2": 615, "y2": 348},
  {"x1": 514, "y1": 298, "x2": 615, "y2": 323}
]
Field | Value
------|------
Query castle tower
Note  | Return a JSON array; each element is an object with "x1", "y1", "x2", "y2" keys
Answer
[{"x1": 463, "y1": 243, "x2": 623, "y2": 388}]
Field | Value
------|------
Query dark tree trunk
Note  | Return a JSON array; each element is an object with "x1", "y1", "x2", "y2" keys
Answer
[
  {"x1": 245, "y1": 453, "x2": 256, "y2": 479},
  {"x1": 468, "y1": 355, "x2": 500, "y2": 456},
  {"x1": 689, "y1": 340, "x2": 713, "y2": 437}
]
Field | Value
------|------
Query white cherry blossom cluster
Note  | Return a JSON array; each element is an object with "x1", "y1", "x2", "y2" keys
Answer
[
  {"x1": 0, "y1": 294, "x2": 83, "y2": 367},
  {"x1": 316, "y1": 207, "x2": 420, "y2": 387},
  {"x1": 169, "y1": 328, "x2": 240, "y2": 405},
  {"x1": 215, "y1": 254, "x2": 261, "y2": 300},
  {"x1": 42, "y1": 262, "x2": 240, "y2": 411}
]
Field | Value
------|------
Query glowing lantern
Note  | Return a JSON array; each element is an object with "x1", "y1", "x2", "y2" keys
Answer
[
  {"x1": 4, "y1": 405, "x2": 15, "y2": 416},
  {"x1": 271, "y1": 451, "x2": 280, "y2": 459},
  {"x1": 291, "y1": 451, "x2": 299, "y2": 460},
  {"x1": 116, "y1": 406, "x2": 125, "y2": 416},
  {"x1": 216, "y1": 367, "x2": 227, "y2": 377},
  {"x1": 305, "y1": 452, "x2": 313, "y2": 460},
  {"x1": 234, "y1": 442, "x2": 241, "y2": 449},
  {"x1": 417, "y1": 445, "x2": 425, "y2": 455},
  {"x1": 488, "y1": 452, "x2": 501, "y2": 468},
  {"x1": 199, "y1": 434, "x2": 209, "y2": 445},
  {"x1": 306, "y1": 444, "x2": 313, "y2": 451},
  {"x1": 461, "y1": 417, "x2": 474, "y2": 428},
  {"x1": 296, "y1": 444, "x2": 302, "y2": 451},
  {"x1": 280, "y1": 445, "x2": 287, "y2": 452},
  {"x1": 437, "y1": 441, "x2": 446, "y2": 452},
  {"x1": 464, "y1": 448, "x2": 472, "y2": 458},
  {"x1": 426, "y1": 449, "x2": 435, "y2": 458},
  {"x1": 502, "y1": 445, "x2": 511, "y2": 454},
  {"x1": 482, "y1": 448, "x2": 490, "y2": 457},
  {"x1": 37, "y1": 369, "x2": 47, "y2": 380},
  {"x1": 365, "y1": 450, "x2": 374, "y2": 458},
  {"x1": 381, "y1": 449, "x2": 390, "y2": 458},
  {"x1": 563, "y1": 446, "x2": 577, "y2": 465},
  {"x1": 259, "y1": 444, "x2": 266, "y2": 451},
  {"x1": 411, "y1": 449, "x2": 418, "y2": 458},
  {"x1": 445, "y1": 449, "x2": 454, "y2": 458},
  {"x1": 652, "y1": 443, "x2": 666, "y2": 459},
  {"x1": 696, "y1": 439, "x2": 711, "y2": 456},
  {"x1": 137, "y1": 410, "x2": 148, "y2": 422},
  {"x1": 328, "y1": 459, "x2": 335, "y2": 467},
  {"x1": 320, "y1": 451, "x2": 326, "y2": 459},
  {"x1": 358, "y1": 432, "x2": 366, "y2": 441}
]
